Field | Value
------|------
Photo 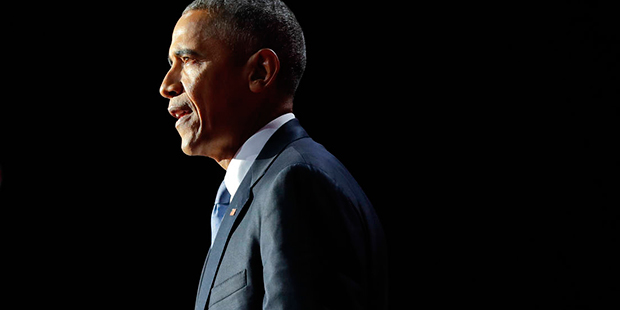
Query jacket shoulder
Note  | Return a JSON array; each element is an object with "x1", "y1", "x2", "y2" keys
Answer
[
  {"x1": 273, "y1": 137, "x2": 354, "y2": 184},
  {"x1": 258, "y1": 136, "x2": 374, "y2": 222}
]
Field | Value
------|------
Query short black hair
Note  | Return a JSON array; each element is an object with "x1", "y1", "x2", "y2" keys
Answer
[{"x1": 184, "y1": 0, "x2": 307, "y2": 96}]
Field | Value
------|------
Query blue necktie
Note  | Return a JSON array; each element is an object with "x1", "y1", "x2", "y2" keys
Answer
[{"x1": 211, "y1": 181, "x2": 231, "y2": 246}]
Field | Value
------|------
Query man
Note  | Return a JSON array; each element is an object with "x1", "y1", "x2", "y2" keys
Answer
[{"x1": 159, "y1": 1, "x2": 388, "y2": 309}]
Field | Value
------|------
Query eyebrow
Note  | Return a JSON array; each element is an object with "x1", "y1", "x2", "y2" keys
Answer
[{"x1": 168, "y1": 49, "x2": 203, "y2": 65}]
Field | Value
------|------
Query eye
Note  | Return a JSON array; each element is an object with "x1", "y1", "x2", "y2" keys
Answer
[{"x1": 181, "y1": 56, "x2": 192, "y2": 63}]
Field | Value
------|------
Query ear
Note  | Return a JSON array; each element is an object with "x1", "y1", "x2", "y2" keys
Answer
[{"x1": 247, "y1": 48, "x2": 280, "y2": 93}]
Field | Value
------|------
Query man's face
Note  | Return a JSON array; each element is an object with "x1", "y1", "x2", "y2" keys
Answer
[{"x1": 160, "y1": 10, "x2": 246, "y2": 159}]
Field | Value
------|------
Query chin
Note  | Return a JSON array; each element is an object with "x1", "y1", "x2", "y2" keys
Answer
[
  {"x1": 181, "y1": 139, "x2": 201, "y2": 156},
  {"x1": 180, "y1": 135, "x2": 233, "y2": 162},
  {"x1": 180, "y1": 136, "x2": 198, "y2": 155},
  {"x1": 181, "y1": 144, "x2": 194, "y2": 156},
  {"x1": 180, "y1": 136, "x2": 212, "y2": 157}
]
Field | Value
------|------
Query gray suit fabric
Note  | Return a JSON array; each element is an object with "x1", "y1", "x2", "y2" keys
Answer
[{"x1": 195, "y1": 119, "x2": 388, "y2": 310}]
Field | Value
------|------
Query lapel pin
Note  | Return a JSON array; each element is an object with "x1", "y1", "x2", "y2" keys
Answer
[{"x1": 230, "y1": 208, "x2": 237, "y2": 216}]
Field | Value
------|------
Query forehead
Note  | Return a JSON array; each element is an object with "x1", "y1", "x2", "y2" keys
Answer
[{"x1": 170, "y1": 10, "x2": 215, "y2": 52}]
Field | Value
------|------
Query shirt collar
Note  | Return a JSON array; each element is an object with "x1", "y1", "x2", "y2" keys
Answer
[{"x1": 224, "y1": 113, "x2": 295, "y2": 201}]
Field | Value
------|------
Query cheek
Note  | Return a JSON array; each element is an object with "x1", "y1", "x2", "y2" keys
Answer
[
  {"x1": 181, "y1": 64, "x2": 206, "y2": 97},
  {"x1": 182, "y1": 64, "x2": 212, "y2": 114},
  {"x1": 185, "y1": 63, "x2": 231, "y2": 114}
]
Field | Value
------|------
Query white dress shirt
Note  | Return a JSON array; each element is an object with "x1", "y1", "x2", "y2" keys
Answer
[{"x1": 223, "y1": 113, "x2": 296, "y2": 201}]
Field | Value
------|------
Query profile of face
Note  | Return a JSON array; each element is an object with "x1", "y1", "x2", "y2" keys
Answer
[
  {"x1": 161, "y1": 10, "x2": 284, "y2": 164},
  {"x1": 160, "y1": 11, "x2": 246, "y2": 160}
]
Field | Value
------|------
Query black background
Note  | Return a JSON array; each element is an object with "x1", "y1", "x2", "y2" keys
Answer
[{"x1": 1, "y1": 1, "x2": 617, "y2": 309}]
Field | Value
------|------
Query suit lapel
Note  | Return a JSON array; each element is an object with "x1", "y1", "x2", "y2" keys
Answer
[
  {"x1": 195, "y1": 119, "x2": 309, "y2": 310},
  {"x1": 195, "y1": 175, "x2": 253, "y2": 310}
]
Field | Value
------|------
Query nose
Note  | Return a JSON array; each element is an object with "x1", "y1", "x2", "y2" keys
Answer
[{"x1": 160, "y1": 68, "x2": 184, "y2": 99}]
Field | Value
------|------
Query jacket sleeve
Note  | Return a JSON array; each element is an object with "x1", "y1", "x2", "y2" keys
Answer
[{"x1": 258, "y1": 163, "x2": 370, "y2": 310}]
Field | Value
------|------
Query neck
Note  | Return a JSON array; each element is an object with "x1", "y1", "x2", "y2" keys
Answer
[
  {"x1": 217, "y1": 158, "x2": 231, "y2": 170},
  {"x1": 215, "y1": 103, "x2": 292, "y2": 171}
]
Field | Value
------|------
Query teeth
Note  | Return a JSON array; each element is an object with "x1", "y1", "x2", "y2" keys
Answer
[
  {"x1": 168, "y1": 106, "x2": 192, "y2": 119},
  {"x1": 174, "y1": 111, "x2": 192, "y2": 119}
]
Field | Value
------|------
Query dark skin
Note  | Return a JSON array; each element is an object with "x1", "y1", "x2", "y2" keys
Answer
[{"x1": 160, "y1": 10, "x2": 293, "y2": 170}]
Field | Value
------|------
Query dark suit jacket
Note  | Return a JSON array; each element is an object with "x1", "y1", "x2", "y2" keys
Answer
[{"x1": 195, "y1": 119, "x2": 388, "y2": 310}]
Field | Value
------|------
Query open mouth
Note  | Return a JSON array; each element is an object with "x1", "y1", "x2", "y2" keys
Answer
[
  {"x1": 168, "y1": 101, "x2": 194, "y2": 124},
  {"x1": 171, "y1": 109, "x2": 191, "y2": 119}
]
